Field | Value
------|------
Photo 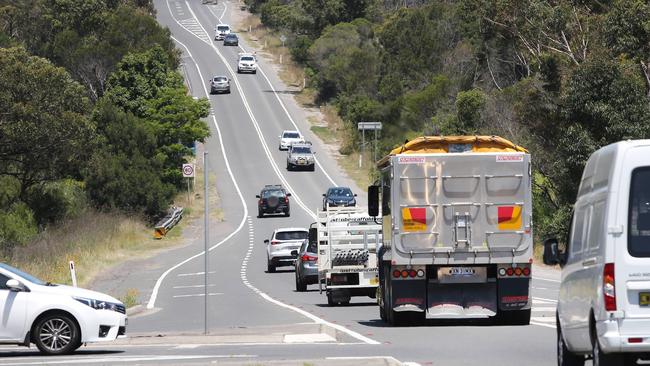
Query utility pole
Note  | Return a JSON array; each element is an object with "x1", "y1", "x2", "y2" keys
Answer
[{"x1": 203, "y1": 151, "x2": 209, "y2": 335}]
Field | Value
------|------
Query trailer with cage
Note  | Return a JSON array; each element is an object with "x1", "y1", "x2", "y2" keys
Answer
[
  {"x1": 311, "y1": 207, "x2": 382, "y2": 306},
  {"x1": 366, "y1": 136, "x2": 533, "y2": 325}
]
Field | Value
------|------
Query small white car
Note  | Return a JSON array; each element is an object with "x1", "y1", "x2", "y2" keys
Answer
[
  {"x1": 214, "y1": 24, "x2": 231, "y2": 40},
  {"x1": 286, "y1": 141, "x2": 315, "y2": 171},
  {"x1": 264, "y1": 228, "x2": 308, "y2": 273},
  {"x1": 0, "y1": 263, "x2": 127, "y2": 355},
  {"x1": 237, "y1": 52, "x2": 257, "y2": 74},
  {"x1": 278, "y1": 130, "x2": 303, "y2": 150},
  {"x1": 544, "y1": 139, "x2": 650, "y2": 366}
]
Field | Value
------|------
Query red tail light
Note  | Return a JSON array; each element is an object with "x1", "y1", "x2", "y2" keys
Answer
[
  {"x1": 392, "y1": 269, "x2": 401, "y2": 278},
  {"x1": 409, "y1": 270, "x2": 417, "y2": 278},
  {"x1": 301, "y1": 254, "x2": 317, "y2": 262},
  {"x1": 604, "y1": 263, "x2": 616, "y2": 311},
  {"x1": 271, "y1": 240, "x2": 280, "y2": 245},
  {"x1": 506, "y1": 267, "x2": 514, "y2": 276},
  {"x1": 522, "y1": 267, "x2": 531, "y2": 277},
  {"x1": 401, "y1": 270, "x2": 409, "y2": 278}
]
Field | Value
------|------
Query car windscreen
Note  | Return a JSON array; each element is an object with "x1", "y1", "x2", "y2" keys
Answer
[
  {"x1": 283, "y1": 132, "x2": 300, "y2": 138},
  {"x1": 0, "y1": 263, "x2": 47, "y2": 285},
  {"x1": 262, "y1": 189, "x2": 284, "y2": 198},
  {"x1": 226, "y1": 34, "x2": 237, "y2": 38},
  {"x1": 329, "y1": 188, "x2": 353, "y2": 197},
  {"x1": 628, "y1": 167, "x2": 650, "y2": 257},
  {"x1": 292, "y1": 147, "x2": 311, "y2": 154},
  {"x1": 217, "y1": 26, "x2": 229, "y2": 31},
  {"x1": 241, "y1": 56, "x2": 254, "y2": 61},
  {"x1": 275, "y1": 231, "x2": 308, "y2": 241}
]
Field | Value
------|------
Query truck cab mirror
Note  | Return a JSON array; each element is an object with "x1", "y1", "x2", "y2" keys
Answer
[
  {"x1": 368, "y1": 185, "x2": 379, "y2": 217},
  {"x1": 543, "y1": 238, "x2": 566, "y2": 266},
  {"x1": 308, "y1": 227, "x2": 317, "y2": 244}
]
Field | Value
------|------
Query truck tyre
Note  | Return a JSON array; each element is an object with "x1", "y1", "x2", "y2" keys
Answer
[
  {"x1": 498, "y1": 309, "x2": 531, "y2": 325},
  {"x1": 558, "y1": 319, "x2": 584, "y2": 366},
  {"x1": 267, "y1": 259, "x2": 276, "y2": 273},
  {"x1": 295, "y1": 275, "x2": 306, "y2": 292}
]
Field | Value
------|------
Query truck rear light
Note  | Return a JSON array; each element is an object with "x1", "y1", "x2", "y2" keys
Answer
[
  {"x1": 416, "y1": 269, "x2": 425, "y2": 278},
  {"x1": 498, "y1": 268, "x2": 506, "y2": 276},
  {"x1": 409, "y1": 270, "x2": 417, "y2": 278},
  {"x1": 401, "y1": 270, "x2": 409, "y2": 278},
  {"x1": 514, "y1": 267, "x2": 522, "y2": 276},
  {"x1": 506, "y1": 268, "x2": 514, "y2": 276},
  {"x1": 522, "y1": 267, "x2": 531, "y2": 277},
  {"x1": 392, "y1": 269, "x2": 401, "y2": 278},
  {"x1": 604, "y1": 263, "x2": 616, "y2": 311}
]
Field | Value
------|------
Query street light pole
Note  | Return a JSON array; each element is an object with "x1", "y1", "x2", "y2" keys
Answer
[{"x1": 203, "y1": 151, "x2": 209, "y2": 335}]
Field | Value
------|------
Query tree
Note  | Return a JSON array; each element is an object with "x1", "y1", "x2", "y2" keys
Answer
[{"x1": 0, "y1": 47, "x2": 95, "y2": 199}]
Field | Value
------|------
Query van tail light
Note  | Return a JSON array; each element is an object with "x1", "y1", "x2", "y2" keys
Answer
[
  {"x1": 301, "y1": 254, "x2": 317, "y2": 262},
  {"x1": 603, "y1": 263, "x2": 616, "y2": 311},
  {"x1": 271, "y1": 240, "x2": 280, "y2": 245}
]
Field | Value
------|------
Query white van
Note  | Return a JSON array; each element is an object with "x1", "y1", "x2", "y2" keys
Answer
[{"x1": 544, "y1": 140, "x2": 650, "y2": 365}]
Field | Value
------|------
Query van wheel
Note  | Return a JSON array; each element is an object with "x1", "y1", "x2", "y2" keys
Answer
[
  {"x1": 33, "y1": 313, "x2": 81, "y2": 355},
  {"x1": 557, "y1": 319, "x2": 584, "y2": 366},
  {"x1": 592, "y1": 335, "x2": 623, "y2": 366}
]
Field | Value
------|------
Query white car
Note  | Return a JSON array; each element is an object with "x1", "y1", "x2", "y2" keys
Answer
[
  {"x1": 0, "y1": 263, "x2": 127, "y2": 355},
  {"x1": 214, "y1": 24, "x2": 231, "y2": 40},
  {"x1": 543, "y1": 139, "x2": 650, "y2": 366},
  {"x1": 237, "y1": 52, "x2": 257, "y2": 74},
  {"x1": 264, "y1": 228, "x2": 308, "y2": 273},
  {"x1": 278, "y1": 130, "x2": 304, "y2": 150}
]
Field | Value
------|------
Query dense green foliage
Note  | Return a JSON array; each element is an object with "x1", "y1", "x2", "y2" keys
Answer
[
  {"x1": 248, "y1": 0, "x2": 650, "y2": 241},
  {"x1": 0, "y1": 0, "x2": 209, "y2": 253}
]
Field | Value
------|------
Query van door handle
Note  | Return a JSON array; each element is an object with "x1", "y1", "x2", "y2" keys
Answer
[{"x1": 582, "y1": 258, "x2": 597, "y2": 266}]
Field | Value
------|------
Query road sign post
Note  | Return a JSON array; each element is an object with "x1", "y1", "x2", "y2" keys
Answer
[
  {"x1": 203, "y1": 153, "x2": 209, "y2": 335},
  {"x1": 69, "y1": 261, "x2": 77, "y2": 287},
  {"x1": 357, "y1": 122, "x2": 382, "y2": 168},
  {"x1": 183, "y1": 163, "x2": 195, "y2": 204}
]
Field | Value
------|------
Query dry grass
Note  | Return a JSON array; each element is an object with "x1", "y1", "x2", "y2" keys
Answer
[{"x1": 9, "y1": 153, "x2": 220, "y2": 288}]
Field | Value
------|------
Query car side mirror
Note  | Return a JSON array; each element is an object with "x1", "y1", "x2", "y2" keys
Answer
[
  {"x1": 368, "y1": 185, "x2": 380, "y2": 217},
  {"x1": 322, "y1": 194, "x2": 326, "y2": 197},
  {"x1": 543, "y1": 238, "x2": 566, "y2": 266},
  {"x1": 291, "y1": 250, "x2": 298, "y2": 256},
  {"x1": 308, "y1": 227, "x2": 317, "y2": 244},
  {"x1": 264, "y1": 239, "x2": 269, "y2": 244},
  {"x1": 286, "y1": 193, "x2": 292, "y2": 197},
  {"x1": 256, "y1": 195, "x2": 260, "y2": 198},
  {"x1": 6, "y1": 279, "x2": 24, "y2": 292},
  {"x1": 354, "y1": 193, "x2": 358, "y2": 197}
]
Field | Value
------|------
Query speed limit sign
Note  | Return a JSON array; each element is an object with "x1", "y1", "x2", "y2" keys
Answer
[{"x1": 182, "y1": 164, "x2": 195, "y2": 178}]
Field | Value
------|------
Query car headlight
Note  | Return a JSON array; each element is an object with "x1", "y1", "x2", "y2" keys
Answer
[
  {"x1": 74, "y1": 297, "x2": 123, "y2": 313},
  {"x1": 328, "y1": 199, "x2": 335, "y2": 203}
]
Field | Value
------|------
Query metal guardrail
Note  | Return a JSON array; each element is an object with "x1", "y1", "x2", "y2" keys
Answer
[{"x1": 154, "y1": 206, "x2": 184, "y2": 239}]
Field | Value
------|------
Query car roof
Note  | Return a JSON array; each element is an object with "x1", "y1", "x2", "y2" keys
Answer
[
  {"x1": 290, "y1": 142, "x2": 312, "y2": 148},
  {"x1": 217, "y1": 24, "x2": 230, "y2": 27},
  {"x1": 213, "y1": 75, "x2": 228, "y2": 79},
  {"x1": 262, "y1": 184, "x2": 284, "y2": 191},
  {"x1": 282, "y1": 130, "x2": 300, "y2": 135},
  {"x1": 274, "y1": 227, "x2": 308, "y2": 233}
]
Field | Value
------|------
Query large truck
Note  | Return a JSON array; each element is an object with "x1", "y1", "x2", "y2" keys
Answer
[
  {"x1": 312, "y1": 207, "x2": 381, "y2": 306},
  {"x1": 367, "y1": 136, "x2": 533, "y2": 325}
]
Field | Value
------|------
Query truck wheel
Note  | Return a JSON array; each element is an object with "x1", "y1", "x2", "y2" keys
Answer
[
  {"x1": 267, "y1": 259, "x2": 276, "y2": 273},
  {"x1": 558, "y1": 319, "x2": 584, "y2": 366},
  {"x1": 498, "y1": 309, "x2": 531, "y2": 325},
  {"x1": 33, "y1": 312, "x2": 81, "y2": 355},
  {"x1": 295, "y1": 275, "x2": 306, "y2": 292}
]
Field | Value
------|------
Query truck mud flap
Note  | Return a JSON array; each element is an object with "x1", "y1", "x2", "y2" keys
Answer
[
  {"x1": 390, "y1": 279, "x2": 426, "y2": 312},
  {"x1": 497, "y1": 278, "x2": 531, "y2": 311},
  {"x1": 427, "y1": 282, "x2": 497, "y2": 319}
]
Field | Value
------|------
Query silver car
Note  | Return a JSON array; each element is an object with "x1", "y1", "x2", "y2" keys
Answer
[
  {"x1": 209, "y1": 76, "x2": 230, "y2": 94},
  {"x1": 265, "y1": 228, "x2": 308, "y2": 273},
  {"x1": 286, "y1": 142, "x2": 315, "y2": 171},
  {"x1": 293, "y1": 239, "x2": 318, "y2": 292}
]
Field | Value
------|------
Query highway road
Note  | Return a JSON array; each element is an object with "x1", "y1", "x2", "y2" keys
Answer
[{"x1": 0, "y1": 1, "x2": 563, "y2": 365}]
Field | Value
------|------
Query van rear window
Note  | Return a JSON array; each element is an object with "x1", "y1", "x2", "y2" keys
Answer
[{"x1": 628, "y1": 167, "x2": 650, "y2": 257}]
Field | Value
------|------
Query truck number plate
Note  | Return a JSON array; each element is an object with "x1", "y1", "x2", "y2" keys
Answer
[
  {"x1": 640, "y1": 292, "x2": 650, "y2": 306},
  {"x1": 437, "y1": 267, "x2": 487, "y2": 284},
  {"x1": 449, "y1": 267, "x2": 475, "y2": 276}
]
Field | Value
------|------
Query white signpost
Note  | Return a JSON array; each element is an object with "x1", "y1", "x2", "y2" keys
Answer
[
  {"x1": 69, "y1": 261, "x2": 77, "y2": 287},
  {"x1": 357, "y1": 122, "x2": 383, "y2": 168}
]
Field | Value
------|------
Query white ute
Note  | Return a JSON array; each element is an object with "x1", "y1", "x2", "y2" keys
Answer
[
  {"x1": 0, "y1": 263, "x2": 127, "y2": 355},
  {"x1": 544, "y1": 139, "x2": 650, "y2": 366}
]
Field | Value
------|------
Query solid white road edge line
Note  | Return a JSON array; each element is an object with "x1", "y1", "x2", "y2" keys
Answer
[
  {"x1": 164, "y1": 23, "x2": 380, "y2": 345},
  {"x1": 205, "y1": 2, "x2": 338, "y2": 187}
]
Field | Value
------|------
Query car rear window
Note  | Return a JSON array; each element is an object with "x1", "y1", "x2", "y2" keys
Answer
[
  {"x1": 276, "y1": 231, "x2": 308, "y2": 240},
  {"x1": 214, "y1": 77, "x2": 227, "y2": 82},
  {"x1": 262, "y1": 189, "x2": 284, "y2": 198},
  {"x1": 284, "y1": 132, "x2": 300, "y2": 138},
  {"x1": 628, "y1": 167, "x2": 650, "y2": 257},
  {"x1": 217, "y1": 26, "x2": 229, "y2": 31}
]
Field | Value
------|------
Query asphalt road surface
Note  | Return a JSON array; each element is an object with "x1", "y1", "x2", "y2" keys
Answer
[{"x1": 0, "y1": 1, "x2": 564, "y2": 365}]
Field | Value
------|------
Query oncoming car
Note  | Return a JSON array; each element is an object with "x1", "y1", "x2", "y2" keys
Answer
[
  {"x1": 278, "y1": 130, "x2": 303, "y2": 150},
  {"x1": 287, "y1": 142, "x2": 315, "y2": 171},
  {"x1": 0, "y1": 263, "x2": 126, "y2": 355},
  {"x1": 237, "y1": 53, "x2": 257, "y2": 74},
  {"x1": 209, "y1": 75, "x2": 230, "y2": 94},
  {"x1": 214, "y1": 24, "x2": 231, "y2": 40},
  {"x1": 322, "y1": 187, "x2": 357, "y2": 210}
]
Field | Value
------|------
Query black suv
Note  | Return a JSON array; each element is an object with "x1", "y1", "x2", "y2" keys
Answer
[{"x1": 256, "y1": 185, "x2": 291, "y2": 217}]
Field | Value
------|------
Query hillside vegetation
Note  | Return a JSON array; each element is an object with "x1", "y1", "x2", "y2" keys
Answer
[
  {"x1": 0, "y1": 1, "x2": 210, "y2": 259},
  {"x1": 246, "y1": 0, "x2": 650, "y2": 240}
]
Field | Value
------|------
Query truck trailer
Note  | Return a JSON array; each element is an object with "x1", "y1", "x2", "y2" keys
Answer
[{"x1": 367, "y1": 136, "x2": 533, "y2": 325}]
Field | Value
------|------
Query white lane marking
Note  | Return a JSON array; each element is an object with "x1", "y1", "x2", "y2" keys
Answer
[
  {"x1": 146, "y1": 7, "x2": 250, "y2": 309},
  {"x1": 172, "y1": 292, "x2": 223, "y2": 298},
  {"x1": 532, "y1": 307, "x2": 557, "y2": 312},
  {"x1": 177, "y1": 271, "x2": 216, "y2": 277},
  {"x1": 531, "y1": 316, "x2": 556, "y2": 323},
  {"x1": 327, "y1": 356, "x2": 413, "y2": 365},
  {"x1": 283, "y1": 333, "x2": 336, "y2": 343},
  {"x1": 205, "y1": 1, "x2": 338, "y2": 187},
  {"x1": 533, "y1": 276, "x2": 561, "y2": 283},
  {"x1": 182, "y1": 1, "x2": 316, "y2": 220},
  {"x1": 533, "y1": 296, "x2": 558, "y2": 303},
  {"x1": 531, "y1": 321, "x2": 556, "y2": 329},
  {"x1": 0, "y1": 355, "x2": 257, "y2": 365},
  {"x1": 172, "y1": 284, "x2": 216, "y2": 289},
  {"x1": 168, "y1": 34, "x2": 379, "y2": 345}
]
